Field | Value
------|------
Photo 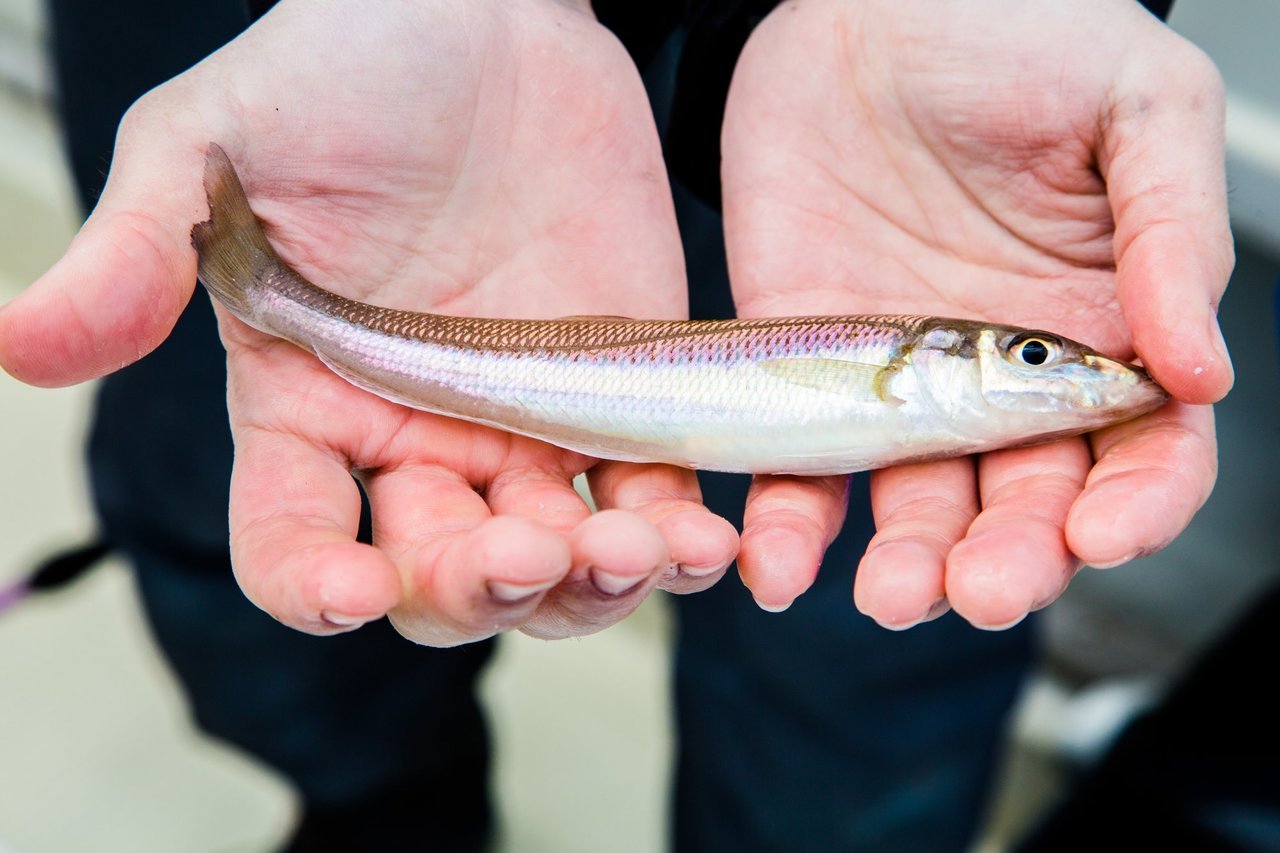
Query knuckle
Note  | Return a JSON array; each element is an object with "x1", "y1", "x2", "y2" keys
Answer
[{"x1": 1177, "y1": 42, "x2": 1226, "y2": 99}]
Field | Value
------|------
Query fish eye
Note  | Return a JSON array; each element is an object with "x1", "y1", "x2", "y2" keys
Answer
[{"x1": 1009, "y1": 335, "x2": 1058, "y2": 367}]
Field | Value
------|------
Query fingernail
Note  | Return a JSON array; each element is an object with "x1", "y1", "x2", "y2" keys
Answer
[
  {"x1": 590, "y1": 568, "x2": 646, "y2": 596},
  {"x1": 1208, "y1": 314, "x2": 1232, "y2": 371},
  {"x1": 875, "y1": 599, "x2": 949, "y2": 632},
  {"x1": 754, "y1": 597, "x2": 792, "y2": 614},
  {"x1": 1089, "y1": 551, "x2": 1140, "y2": 570},
  {"x1": 679, "y1": 559, "x2": 731, "y2": 578},
  {"x1": 975, "y1": 613, "x2": 1028, "y2": 632},
  {"x1": 321, "y1": 611, "x2": 369, "y2": 628},
  {"x1": 922, "y1": 597, "x2": 951, "y2": 622},
  {"x1": 488, "y1": 578, "x2": 557, "y2": 604}
]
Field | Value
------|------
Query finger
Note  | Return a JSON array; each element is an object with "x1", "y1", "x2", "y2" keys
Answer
[
  {"x1": 388, "y1": 514, "x2": 574, "y2": 648},
  {"x1": 230, "y1": 426, "x2": 402, "y2": 636},
  {"x1": 0, "y1": 101, "x2": 218, "y2": 386},
  {"x1": 854, "y1": 457, "x2": 979, "y2": 630},
  {"x1": 738, "y1": 474, "x2": 849, "y2": 612},
  {"x1": 1068, "y1": 401, "x2": 1216, "y2": 569},
  {"x1": 522, "y1": 509, "x2": 670, "y2": 640},
  {"x1": 945, "y1": 439, "x2": 1092, "y2": 629},
  {"x1": 362, "y1": 457, "x2": 583, "y2": 646},
  {"x1": 1103, "y1": 44, "x2": 1234, "y2": 404},
  {"x1": 484, "y1": 454, "x2": 594, "y2": 536},
  {"x1": 589, "y1": 461, "x2": 740, "y2": 594}
]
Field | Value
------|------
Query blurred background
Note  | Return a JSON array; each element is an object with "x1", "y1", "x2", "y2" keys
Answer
[{"x1": 0, "y1": 1, "x2": 1277, "y2": 851}]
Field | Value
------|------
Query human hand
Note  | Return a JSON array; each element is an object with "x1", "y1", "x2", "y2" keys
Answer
[
  {"x1": 720, "y1": 0, "x2": 1230, "y2": 628},
  {"x1": 0, "y1": 0, "x2": 737, "y2": 644}
]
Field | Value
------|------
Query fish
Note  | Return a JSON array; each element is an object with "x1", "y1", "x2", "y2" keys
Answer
[{"x1": 191, "y1": 144, "x2": 1168, "y2": 476}]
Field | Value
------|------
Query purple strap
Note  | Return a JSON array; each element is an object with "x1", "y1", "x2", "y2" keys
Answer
[{"x1": 0, "y1": 581, "x2": 30, "y2": 615}]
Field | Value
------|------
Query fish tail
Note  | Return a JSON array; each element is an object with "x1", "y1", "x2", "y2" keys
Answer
[{"x1": 190, "y1": 143, "x2": 278, "y2": 317}]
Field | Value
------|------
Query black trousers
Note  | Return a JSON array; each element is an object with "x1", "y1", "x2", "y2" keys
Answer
[{"x1": 51, "y1": 2, "x2": 1034, "y2": 850}]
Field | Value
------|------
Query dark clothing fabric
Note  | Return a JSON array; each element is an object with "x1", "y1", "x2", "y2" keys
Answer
[
  {"x1": 49, "y1": 1, "x2": 247, "y2": 213},
  {"x1": 1017, "y1": 584, "x2": 1280, "y2": 853},
  {"x1": 599, "y1": 0, "x2": 783, "y2": 208}
]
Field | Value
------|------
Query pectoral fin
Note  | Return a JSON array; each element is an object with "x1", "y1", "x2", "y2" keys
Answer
[{"x1": 757, "y1": 357, "x2": 900, "y2": 404}]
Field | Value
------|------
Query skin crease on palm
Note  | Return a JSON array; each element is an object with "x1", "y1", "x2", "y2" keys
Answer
[{"x1": 0, "y1": 0, "x2": 1232, "y2": 641}]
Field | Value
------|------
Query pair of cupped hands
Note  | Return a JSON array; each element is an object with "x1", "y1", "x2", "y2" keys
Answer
[{"x1": 0, "y1": 0, "x2": 1232, "y2": 645}]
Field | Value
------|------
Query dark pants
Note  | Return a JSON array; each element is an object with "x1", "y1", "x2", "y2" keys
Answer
[
  {"x1": 1017, "y1": 584, "x2": 1280, "y2": 853},
  {"x1": 52, "y1": 3, "x2": 1033, "y2": 850}
]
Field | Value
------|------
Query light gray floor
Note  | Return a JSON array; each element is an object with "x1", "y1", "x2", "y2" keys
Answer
[{"x1": 2, "y1": 1, "x2": 1278, "y2": 851}]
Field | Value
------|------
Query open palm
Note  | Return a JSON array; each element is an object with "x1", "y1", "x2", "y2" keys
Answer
[
  {"x1": 721, "y1": 0, "x2": 1231, "y2": 628},
  {"x1": 0, "y1": 0, "x2": 737, "y2": 644}
]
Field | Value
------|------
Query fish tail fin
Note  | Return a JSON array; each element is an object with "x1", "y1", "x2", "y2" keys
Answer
[{"x1": 190, "y1": 143, "x2": 278, "y2": 317}]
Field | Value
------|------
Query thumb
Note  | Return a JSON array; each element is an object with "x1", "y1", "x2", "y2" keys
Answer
[
  {"x1": 1103, "y1": 41, "x2": 1234, "y2": 405},
  {"x1": 0, "y1": 107, "x2": 211, "y2": 388}
]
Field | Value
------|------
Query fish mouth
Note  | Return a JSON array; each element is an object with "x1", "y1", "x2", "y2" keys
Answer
[{"x1": 1082, "y1": 353, "x2": 1170, "y2": 416}]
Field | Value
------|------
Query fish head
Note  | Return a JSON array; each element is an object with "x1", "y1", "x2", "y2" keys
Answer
[{"x1": 907, "y1": 321, "x2": 1169, "y2": 440}]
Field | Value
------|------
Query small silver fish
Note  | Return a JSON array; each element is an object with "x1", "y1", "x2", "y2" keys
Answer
[{"x1": 192, "y1": 144, "x2": 1167, "y2": 476}]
